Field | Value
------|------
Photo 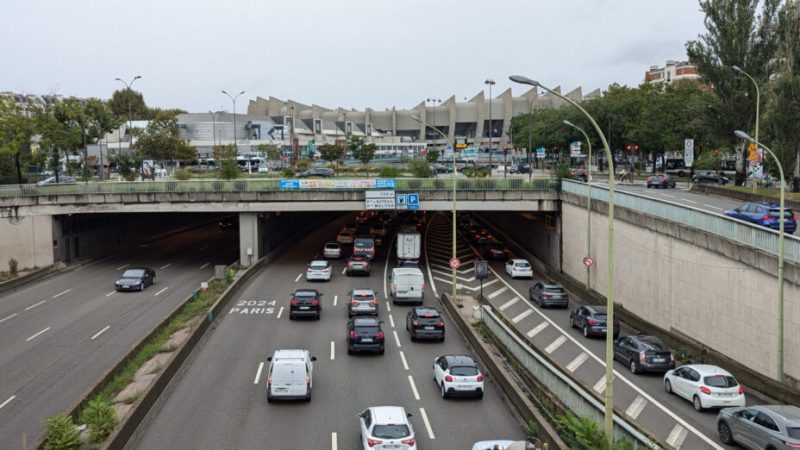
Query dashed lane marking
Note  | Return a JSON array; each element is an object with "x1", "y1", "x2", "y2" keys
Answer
[
  {"x1": 341, "y1": 267, "x2": 347, "y2": 275},
  {"x1": 389, "y1": 315, "x2": 395, "y2": 328},
  {"x1": 566, "y1": 352, "x2": 589, "y2": 372},
  {"x1": 682, "y1": 199, "x2": 697, "y2": 204},
  {"x1": 704, "y1": 204, "x2": 723, "y2": 211},
  {"x1": 116, "y1": 264, "x2": 130, "y2": 271},
  {"x1": 0, "y1": 395, "x2": 15, "y2": 410},
  {"x1": 331, "y1": 432, "x2": 337, "y2": 450},
  {"x1": 399, "y1": 351, "x2": 409, "y2": 370},
  {"x1": 666, "y1": 424, "x2": 689, "y2": 449},
  {"x1": 154, "y1": 287, "x2": 169, "y2": 296},
  {"x1": 90, "y1": 325, "x2": 110, "y2": 340},
  {"x1": 25, "y1": 300, "x2": 47, "y2": 311},
  {"x1": 593, "y1": 377, "x2": 606, "y2": 394},
  {"x1": 511, "y1": 309, "x2": 534, "y2": 323},
  {"x1": 159, "y1": 263, "x2": 171, "y2": 270},
  {"x1": 26, "y1": 327, "x2": 51, "y2": 342},
  {"x1": 253, "y1": 362, "x2": 264, "y2": 384},
  {"x1": 487, "y1": 286, "x2": 509, "y2": 299},
  {"x1": 276, "y1": 306, "x2": 284, "y2": 319},
  {"x1": 53, "y1": 289, "x2": 71, "y2": 298},
  {"x1": 420, "y1": 407, "x2": 435, "y2": 439},
  {"x1": 408, "y1": 375, "x2": 420, "y2": 400},
  {"x1": 545, "y1": 335, "x2": 567, "y2": 354},
  {"x1": 527, "y1": 322, "x2": 549, "y2": 338},
  {"x1": 0, "y1": 313, "x2": 18, "y2": 324},
  {"x1": 330, "y1": 341, "x2": 335, "y2": 360},
  {"x1": 625, "y1": 395, "x2": 648, "y2": 420},
  {"x1": 333, "y1": 295, "x2": 338, "y2": 306},
  {"x1": 106, "y1": 291, "x2": 116, "y2": 297},
  {"x1": 295, "y1": 273, "x2": 303, "y2": 282},
  {"x1": 200, "y1": 262, "x2": 210, "y2": 269},
  {"x1": 393, "y1": 330, "x2": 401, "y2": 348},
  {"x1": 499, "y1": 297, "x2": 519, "y2": 311}
]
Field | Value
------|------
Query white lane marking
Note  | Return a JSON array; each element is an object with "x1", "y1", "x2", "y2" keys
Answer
[
  {"x1": 487, "y1": 286, "x2": 509, "y2": 299},
  {"x1": 545, "y1": 335, "x2": 567, "y2": 354},
  {"x1": 399, "y1": 351, "x2": 409, "y2": 370},
  {"x1": 511, "y1": 309, "x2": 533, "y2": 323},
  {"x1": 682, "y1": 198, "x2": 697, "y2": 204},
  {"x1": 106, "y1": 291, "x2": 116, "y2": 297},
  {"x1": 408, "y1": 375, "x2": 420, "y2": 400},
  {"x1": 386, "y1": 302, "x2": 391, "y2": 312},
  {"x1": 200, "y1": 262, "x2": 210, "y2": 269},
  {"x1": 52, "y1": 289, "x2": 71, "y2": 298},
  {"x1": 277, "y1": 306, "x2": 284, "y2": 319},
  {"x1": 253, "y1": 362, "x2": 264, "y2": 384},
  {"x1": 294, "y1": 273, "x2": 303, "y2": 282},
  {"x1": 159, "y1": 263, "x2": 172, "y2": 270},
  {"x1": 154, "y1": 287, "x2": 169, "y2": 296},
  {"x1": 26, "y1": 327, "x2": 51, "y2": 342},
  {"x1": 499, "y1": 297, "x2": 519, "y2": 311},
  {"x1": 0, "y1": 313, "x2": 18, "y2": 324},
  {"x1": 389, "y1": 315, "x2": 395, "y2": 328},
  {"x1": 666, "y1": 424, "x2": 689, "y2": 448},
  {"x1": 625, "y1": 395, "x2": 648, "y2": 420},
  {"x1": 527, "y1": 321, "x2": 549, "y2": 338},
  {"x1": 566, "y1": 352, "x2": 589, "y2": 373},
  {"x1": 330, "y1": 341, "x2": 335, "y2": 360},
  {"x1": 430, "y1": 268, "x2": 476, "y2": 282},
  {"x1": 661, "y1": 193, "x2": 676, "y2": 198},
  {"x1": 419, "y1": 407, "x2": 435, "y2": 439},
  {"x1": 0, "y1": 395, "x2": 15, "y2": 410},
  {"x1": 90, "y1": 325, "x2": 110, "y2": 340},
  {"x1": 333, "y1": 295, "x2": 338, "y2": 307},
  {"x1": 25, "y1": 300, "x2": 47, "y2": 311},
  {"x1": 331, "y1": 432, "x2": 337, "y2": 450},
  {"x1": 594, "y1": 377, "x2": 606, "y2": 394},
  {"x1": 393, "y1": 330, "x2": 401, "y2": 348},
  {"x1": 704, "y1": 204, "x2": 723, "y2": 211},
  {"x1": 341, "y1": 267, "x2": 347, "y2": 275},
  {"x1": 116, "y1": 264, "x2": 130, "y2": 271}
]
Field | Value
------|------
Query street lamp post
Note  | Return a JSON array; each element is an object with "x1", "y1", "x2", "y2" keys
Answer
[
  {"x1": 528, "y1": 96, "x2": 535, "y2": 180},
  {"x1": 221, "y1": 90, "x2": 245, "y2": 150},
  {"x1": 209, "y1": 111, "x2": 218, "y2": 149},
  {"x1": 735, "y1": 130, "x2": 785, "y2": 383},
  {"x1": 427, "y1": 98, "x2": 442, "y2": 161},
  {"x1": 485, "y1": 78, "x2": 495, "y2": 163},
  {"x1": 511, "y1": 75, "x2": 616, "y2": 442},
  {"x1": 565, "y1": 120, "x2": 593, "y2": 290},
  {"x1": 115, "y1": 75, "x2": 142, "y2": 153},
  {"x1": 733, "y1": 65, "x2": 760, "y2": 192}
]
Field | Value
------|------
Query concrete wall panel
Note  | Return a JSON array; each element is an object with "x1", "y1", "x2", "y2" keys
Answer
[{"x1": 0, "y1": 215, "x2": 54, "y2": 270}]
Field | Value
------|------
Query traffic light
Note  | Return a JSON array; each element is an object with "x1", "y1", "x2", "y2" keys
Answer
[{"x1": 626, "y1": 145, "x2": 631, "y2": 151}]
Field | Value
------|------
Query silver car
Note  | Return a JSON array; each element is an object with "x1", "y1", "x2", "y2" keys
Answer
[
  {"x1": 306, "y1": 260, "x2": 332, "y2": 281},
  {"x1": 323, "y1": 242, "x2": 341, "y2": 259},
  {"x1": 347, "y1": 288, "x2": 378, "y2": 317},
  {"x1": 718, "y1": 405, "x2": 800, "y2": 449}
]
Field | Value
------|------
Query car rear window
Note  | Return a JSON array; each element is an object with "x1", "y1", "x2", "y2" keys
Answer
[
  {"x1": 123, "y1": 269, "x2": 145, "y2": 277},
  {"x1": 787, "y1": 428, "x2": 800, "y2": 439},
  {"x1": 515, "y1": 262, "x2": 530, "y2": 268},
  {"x1": 372, "y1": 424, "x2": 410, "y2": 439},
  {"x1": 295, "y1": 292, "x2": 317, "y2": 300},
  {"x1": 641, "y1": 341, "x2": 668, "y2": 351},
  {"x1": 310, "y1": 261, "x2": 328, "y2": 268},
  {"x1": 353, "y1": 294, "x2": 375, "y2": 301},
  {"x1": 703, "y1": 375, "x2": 738, "y2": 388},
  {"x1": 450, "y1": 365, "x2": 479, "y2": 376},
  {"x1": 355, "y1": 240, "x2": 373, "y2": 248},
  {"x1": 325, "y1": 243, "x2": 339, "y2": 249},
  {"x1": 355, "y1": 326, "x2": 380, "y2": 334},
  {"x1": 544, "y1": 287, "x2": 566, "y2": 294},
  {"x1": 768, "y1": 209, "x2": 795, "y2": 219}
]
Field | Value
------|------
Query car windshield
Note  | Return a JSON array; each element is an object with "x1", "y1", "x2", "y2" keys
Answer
[
  {"x1": 372, "y1": 424, "x2": 410, "y2": 439},
  {"x1": 122, "y1": 269, "x2": 145, "y2": 277},
  {"x1": 787, "y1": 428, "x2": 800, "y2": 439},
  {"x1": 450, "y1": 365, "x2": 479, "y2": 376},
  {"x1": 309, "y1": 261, "x2": 328, "y2": 269},
  {"x1": 703, "y1": 375, "x2": 738, "y2": 388}
]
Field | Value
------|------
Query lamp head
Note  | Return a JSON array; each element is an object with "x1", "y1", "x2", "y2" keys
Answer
[
  {"x1": 484, "y1": 78, "x2": 495, "y2": 85},
  {"x1": 509, "y1": 75, "x2": 539, "y2": 87},
  {"x1": 563, "y1": 120, "x2": 575, "y2": 127},
  {"x1": 734, "y1": 130, "x2": 754, "y2": 142},
  {"x1": 134, "y1": 75, "x2": 142, "y2": 81},
  {"x1": 732, "y1": 65, "x2": 743, "y2": 74},
  {"x1": 238, "y1": 90, "x2": 245, "y2": 95},
  {"x1": 221, "y1": 89, "x2": 229, "y2": 95}
]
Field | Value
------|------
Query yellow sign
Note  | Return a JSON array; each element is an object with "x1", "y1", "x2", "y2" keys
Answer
[{"x1": 455, "y1": 143, "x2": 468, "y2": 149}]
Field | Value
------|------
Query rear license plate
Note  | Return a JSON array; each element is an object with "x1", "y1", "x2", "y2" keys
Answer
[
  {"x1": 457, "y1": 384, "x2": 472, "y2": 389},
  {"x1": 425, "y1": 326, "x2": 434, "y2": 330},
  {"x1": 653, "y1": 358, "x2": 666, "y2": 363},
  {"x1": 300, "y1": 306, "x2": 310, "y2": 310},
  {"x1": 361, "y1": 338, "x2": 373, "y2": 343},
  {"x1": 275, "y1": 388, "x2": 288, "y2": 393}
]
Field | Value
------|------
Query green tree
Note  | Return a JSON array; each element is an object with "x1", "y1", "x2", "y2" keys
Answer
[
  {"x1": 213, "y1": 144, "x2": 239, "y2": 179},
  {"x1": 0, "y1": 98, "x2": 36, "y2": 183},
  {"x1": 556, "y1": 413, "x2": 633, "y2": 450},
  {"x1": 318, "y1": 143, "x2": 345, "y2": 169},
  {"x1": 135, "y1": 110, "x2": 196, "y2": 165},
  {"x1": 110, "y1": 153, "x2": 141, "y2": 181},
  {"x1": 352, "y1": 141, "x2": 376, "y2": 175},
  {"x1": 425, "y1": 149, "x2": 440, "y2": 164},
  {"x1": 408, "y1": 159, "x2": 433, "y2": 177},
  {"x1": 108, "y1": 88, "x2": 148, "y2": 121},
  {"x1": 258, "y1": 143, "x2": 282, "y2": 167}
]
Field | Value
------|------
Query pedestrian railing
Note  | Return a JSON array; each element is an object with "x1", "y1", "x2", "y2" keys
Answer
[{"x1": 562, "y1": 179, "x2": 800, "y2": 264}]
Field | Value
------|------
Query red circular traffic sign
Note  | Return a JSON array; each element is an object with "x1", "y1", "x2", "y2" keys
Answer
[
  {"x1": 583, "y1": 256, "x2": 595, "y2": 268},
  {"x1": 450, "y1": 258, "x2": 461, "y2": 270}
]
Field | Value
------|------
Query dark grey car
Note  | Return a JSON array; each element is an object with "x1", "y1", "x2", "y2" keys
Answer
[
  {"x1": 347, "y1": 288, "x2": 378, "y2": 317},
  {"x1": 529, "y1": 282, "x2": 569, "y2": 308},
  {"x1": 718, "y1": 405, "x2": 800, "y2": 449},
  {"x1": 613, "y1": 334, "x2": 675, "y2": 374}
]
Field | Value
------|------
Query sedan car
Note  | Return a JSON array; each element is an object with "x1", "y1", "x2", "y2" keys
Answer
[
  {"x1": 323, "y1": 242, "x2": 342, "y2": 259},
  {"x1": 664, "y1": 364, "x2": 745, "y2": 411},
  {"x1": 406, "y1": 307, "x2": 445, "y2": 342},
  {"x1": 296, "y1": 167, "x2": 335, "y2": 178},
  {"x1": 347, "y1": 316, "x2": 385, "y2": 354},
  {"x1": 646, "y1": 173, "x2": 676, "y2": 189},
  {"x1": 529, "y1": 282, "x2": 569, "y2": 308},
  {"x1": 569, "y1": 168, "x2": 589, "y2": 182},
  {"x1": 305, "y1": 260, "x2": 332, "y2": 281},
  {"x1": 433, "y1": 355, "x2": 484, "y2": 399},
  {"x1": 613, "y1": 334, "x2": 675, "y2": 373},
  {"x1": 692, "y1": 171, "x2": 729, "y2": 185},
  {"x1": 346, "y1": 255, "x2": 371, "y2": 276},
  {"x1": 724, "y1": 202, "x2": 797, "y2": 234},
  {"x1": 505, "y1": 259, "x2": 533, "y2": 279},
  {"x1": 717, "y1": 404, "x2": 800, "y2": 449},
  {"x1": 358, "y1": 406, "x2": 416, "y2": 450},
  {"x1": 484, "y1": 241, "x2": 510, "y2": 260},
  {"x1": 289, "y1": 289, "x2": 322, "y2": 320},
  {"x1": 569, "y1": 305, "x2": 620, "y2": 338},
  {"x1": 115, "y1": 267, "x2": 156, "y2": 291},
  {"x1": 347, "y1": 288, "x2": 378, "y2": 317},
  {"x1": 36, "y1": 175, "x2": 77, "y2": 186},
  {"x1": 336, "y1": 229, "x2": 355, "y2": 244}
]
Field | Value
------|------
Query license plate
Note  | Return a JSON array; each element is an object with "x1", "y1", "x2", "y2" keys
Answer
[
  {"x1": 653, "y1": 358, "x2": 666, "y2": 363},
  {"x1": 300, "y1": 306, "x2": 310, "y2": 310},
  {"x1": 123, "y1": 285, "x2": 129, "y2": 288},
  {"x1": 424, "y1": 326, "x2": 434, "y2": 330},
  {"x1": 598, "y1": 327, "x2": 606, "y2": 332},
  {"x1": 362, "y1": 338, "x2": 373, "y2": 343},
  {"x1": 275, "y1": 388, "x2": 288, "y2": 393},
  {"x1": 457, "y1": 384, "x2": 472, "y2": 389}
]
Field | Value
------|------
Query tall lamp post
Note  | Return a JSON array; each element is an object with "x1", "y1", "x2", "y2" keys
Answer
[
  {"x1": 221, "y1": 90, "x2": 245, "y2": 150},
  {"x1": 115, "y1": 75, "x2": 142, "y2": 152},
  {"x1": 484, "y1": 78, "x2": 495, "y2": 156},
  {"x1": 735, "y1": 130, "x2": 785, "y2": 383},
  {"x1": 412, "y1": 115, "x2": 458, "y2": 306},
  {"x1": 209, "y1": 111, "x2": 219, "y2": 149},
  {"x1": 528, "y1": 96, "x2": 535, "y2": 180},
  {"x1": 565, "y1": 120, "x2": 593, "y2": 290},
  {"x1": 511, "y1": 75, "x2": 617, "y2": 442},
  {"x1": 732, "y1": 65, "x2": 760, "y2": 192},
  {"x1": 427, "y1": 98, "x2": 442, "y2": 161}
]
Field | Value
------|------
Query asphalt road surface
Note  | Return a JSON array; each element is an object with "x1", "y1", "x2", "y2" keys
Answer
[{"x1": 0, "y1": 223, "x2": 238, "y2": 448}]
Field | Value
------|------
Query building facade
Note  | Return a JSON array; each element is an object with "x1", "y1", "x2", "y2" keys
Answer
[{"x1": 644, "y1": 60, "x2": 700, "y2": 84}]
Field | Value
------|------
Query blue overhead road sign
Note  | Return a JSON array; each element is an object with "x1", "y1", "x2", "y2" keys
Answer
[{"x1": 407, "y1": 193, "x2": 419, "y2": 210}]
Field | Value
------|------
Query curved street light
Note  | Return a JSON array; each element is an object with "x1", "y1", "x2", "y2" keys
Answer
[
  {"x1": 511, "y1": 74, "x2": 617, "y2": 442},
  {"x1": 732, "y1": 65, "x2": 760, "y2": 192},
  {"x1": 735, "y1": 130, "x2": 785, "y2": 383},
  {"x1": 115, "y1": 75, "x2": 142, "y2": 151},
  {"x1": 564, "y1": 120, "x2": 593, "y2": 289},
  {"x1": 222, "y1": 90, "x2": 246, "y2": 150}
]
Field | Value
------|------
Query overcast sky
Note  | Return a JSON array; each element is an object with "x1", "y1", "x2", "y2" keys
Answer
[{"x1": 1, "y1": 0, "x2": 706, "y2": 113}]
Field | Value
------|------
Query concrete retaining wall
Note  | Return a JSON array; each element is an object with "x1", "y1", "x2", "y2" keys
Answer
[{"x1": 0, "y1": 214, "x2": 54, "y2": 270}]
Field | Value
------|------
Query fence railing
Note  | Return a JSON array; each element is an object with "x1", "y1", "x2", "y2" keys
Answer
[{"x1": 561, "y1": 179, "x2": 800, "y2": 264}]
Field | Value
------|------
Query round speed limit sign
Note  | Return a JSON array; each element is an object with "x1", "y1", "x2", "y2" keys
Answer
[{"x1": 583, "y1": 256, "x2": 595, "y2": 268}]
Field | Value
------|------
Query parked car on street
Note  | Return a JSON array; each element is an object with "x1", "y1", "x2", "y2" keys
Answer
[
  {"x1": 296, "y1": 167, "x2": 335, "y2": 178},
  {"x1": 347, "y1": 316, "x2": 385, "y2": 354},
  {"x1": 289, "y1": 289, "x2": 322, "y2": 320},
  {"x1": 717, "y1": 404, "x2": 800, "y2": 449},
  {"x1": 613, "y1": 334, "x2": 675, "y2": 373},
  {"x1": 346, "y1": 255, "x2": 371, "y2": 276},
  {"x1": 529, "y1": 282, "x2": 569, "y2": 308},
  {"x1": 692, "y1": 171, "x2": 729, "y2": 185},
  {"x1": 724, "y1": 202, "x2": 797, "y2": 234},
  {"x1": 358, "y1": 406, "x2": 416, "y2": 450},
  {"x1": 347, "y1": 288, "x2": 378, "y2": 317},
  {"x1": 664, "y1": 364, "x2": 745, "y2": 411},
  {"x1": 406, "y1": 307, "x2": 445, "y2": 342},
  {"x1": 323, "y1": 242, "x2": 342, "y2": 259},
  {"x1": 305, "y1": 260, "x2": 332, "y2": 281},
  {"x1": 646, "y1": 173, "x2": 676, "y2": 189},
  {"x1": 505, "y1": 259, "x2": 533, "y2": 279},
  {"x1": 509, "y1": 163, "x2": 531, "y2": 174},
  {"x1": 569, "y1": 305, "x2": 620, "y2": 338},
  {"x1": 433, "y1": 354, "x2": 484, "y2": 399},
  {"x1": 115, "y1": 267, "x2": 156, "y2": 291}
]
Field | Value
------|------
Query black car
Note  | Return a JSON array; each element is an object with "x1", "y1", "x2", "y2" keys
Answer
[
  {"x1": 484, "y1": 242, "x2": 509, "y2": 260},
  {"x1": 289, "y1": 289, "x2": 322, "y2": 320},
  {"x1": 646, "y1": 173, "x2": 676, "y2": 189},
  {"x1": 570, "y1": 168, "x2": 589, "y2": 182},
  {"x1": 692, "y1": 171, "x2": 729, "y2": 185},
  {"x1": 529, "y1": 282, "x2": 569, "y2": 308},
  {"x1": 509, "y1": 164, "x2": 531, "y2": 174},
  {"x1": 569, "y1": 305, "x2": 620, "y2": 338},
  {"x1": 406, "y1": 307, "x2": 445, "y2": 342},
  {"x1": 115, "y1": 267, "x2": 156, "y2": 291},
  {"x1": 296, "y1": 167, "x2": 335, "y2": 178},
  {"x1": 346, "y1": 255, "x2": 371, "y2": 276},
  {"x1": 613, "y1": 334, "x2": 676, "y2": 374},
  {"x1": 347, "y1": 316, "x2": 385, "y2": 354}
]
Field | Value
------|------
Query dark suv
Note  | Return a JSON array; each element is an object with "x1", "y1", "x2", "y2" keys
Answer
[
  {"x1": 613, "y1": 334, "x2": 675, "y2": 374},
  {"x1": 347, "y1": 288, "x2": 378, "y2": 317},
  {"x1": 346, "y1": 255, "x2": 371, "y2": 276},
  {"x1": 569, "y1": 305, "x2": 620, "y2": 338},
  {"x1": 529, "y1": 282, "x2": 569, "y2": 308},
  {"x1": 406, "y1": 307, "x2": 445, "y2": 342},
  {"x1": 296, "y1": 167, "x2": 335, "y2": 178},
  {"x1": 289, "y1": 289, "x2": 322, "y2": 320},
  {"x1": 346, "y1": 316, "x2": 385, "y2": 354}
]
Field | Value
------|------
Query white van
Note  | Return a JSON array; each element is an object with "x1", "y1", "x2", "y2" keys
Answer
[
  {"x1": 390, "y1": 267, "x2": 425, "y2": 305},
  {"x1": 266, "y1": 349, "x2": 316, "y2": 402}
]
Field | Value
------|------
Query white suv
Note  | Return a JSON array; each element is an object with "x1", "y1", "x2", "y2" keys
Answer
[
  {"x1": 433, "y1": 354, "x2": 484, "y2": 399},
  {"x1": 663, "y1": 364, "x2": 745, "y2": 411},
  {"x1": 505, "y1": 259, "x2": 533, "y2": 279},
  {"x1": 358, "y1": 406, "x2": 417, "y2": 449}
]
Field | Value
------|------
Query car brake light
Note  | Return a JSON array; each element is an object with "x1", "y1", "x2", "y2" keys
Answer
[
  {"x1": 367, "y1": 438, "x2": 383, "y2": 447},
  {"x1": 785, "y1": 442, "x2": 800, "y2": 449},
  {"x1": 476, "y1": 374, "x2": 484, "y2": 382},
  {"x1": 376, "y1": 332, "x2": 384, "y2": 339},
  {"x1": 436, "y1": 321, "x2": 445, "y2": 328},
  {"x1": 324, "y1": 267, "x2": 330, "y2": 272},
  {"x1": 311, "y1": 300, "x2": 319, "y2": 305},
  {"x1": 348, "y1": 263, "x2": 353, "y2": 268},
  {"x1": 290, "y1": 300, "x2": 298, "y2": 306},
  {"x1": 369, "y1": 300, "x2": 378, "y2": 305},
  {"x1": 587, "y1": 319, "x2": 597, "y2": 325},
  {"x1": 412, "y1": 320, "x2": 419, "y2": 327},
  {"x1": 700, "y1": 386, "x2": 711, "y2": 395},
  {"x1": 349, "y1": 332, "x2": 358, "y2": 339},
  {"x1": 762, "y1": 215, "x2": 771, "y2": 221},
  {"x1": 640, "y1": 351, "x2": 646, "y2": 363},
  {"x1": 351, "y1": 301, "x2": 358, "y2": 305},
  {"x1": 401, "y1": 438, "x2": 415, "y2": 446},
  {"x1": 444, "y1": 375, "x2": 453, "y2": 382},
  {"x1": 306, "y1": 375, "x2": 310, "y2": 383},
  {"x1": 738, "y1": 386, "x2": 744, "y2": 395}
]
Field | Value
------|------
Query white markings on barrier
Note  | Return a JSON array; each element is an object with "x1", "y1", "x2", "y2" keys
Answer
[
  {"x1": 331, "y1": 432, "x2": 337, "y2": 450},
  {"x1": 26, "y1": 327, "x2": 51, "y2": 342},
  {"x1": 253, "y1": 362, "x2": 264, "y2": 384},
  {"x1": 526, "y1": 322, "x2": 549, "y2": 338},
  {"x1": 200, "y1": 262, "x2": 210, "y2": 269},
  {"x1": 159, "y1": 263, "x2": 171, "y2": 270},
  {"x1": 511, "y1": 309, "x2": 533, "y2": 323},
  {"x1": 393, "y1": 330, "x2": 401, "y2": 348},
  {"x1": 566, "y1": 353, "x2": 589, "y2": 373},
  {"x1": 666, "y1": 424, "x2": 688, "y2": 449},
  {"x1": 0, "y1": 395, "x2": 15, "y2": 410},
  {"x1": 116, "y1": 264, "x2": 130, "y2": 271},
  {"x1": 330, "y1": 341, "x2": 335, "y2": 360},
  {"x1": 154, "y1": 287, "x2": 169, "y2": 296},
  {"x1": 91, "y1": 325, "x2": 110, "y2": 340},
  {"x1": 499, "y1": 297, "x2": 519, "y2": 311},
  {"x1": 419, "y1": 407, "x2": 435, "y2": 439},
  {"x1": 544, "y1": 336, "x2": 567, "y2": 354},
  {"x1": 277, "y1": 306, "x2": 284, "y2": 319},
  {"x1": 593, "y1": 377, "x2": 606, "y2": 394},
  {"x1": 294, "y1": 273, "x2": 302, "y2": 282},
  {"x1": 0, "y1": 313, "x2": 18, "y2": 324},
  {"x1": 333, "y1": 295, "x2": 338, "y2": 307},
  {"x1": 399, "y1": 351, "x2": 409, "y2": 370},
  {"x1": 53, "y1": 289, "x2": 71, "y2": 298},
  {"x1": 625, "y1": 395, "x2": 648, "y2": 420},
  {"x1": 106, "y1": 291, "x2": 116, "y2": 297},
  {"x1": 25, "y1": 300, "x2": 46, "y2": 311},
  {"x1": 487, "y1": 286, "x2": 508, "y2": 299},
  {"x1": 408, "y1": 375, "x2": 420, "y2": 400},
  {"x1": 389, "y1": 315, "x2": 395, "y2": 328}
]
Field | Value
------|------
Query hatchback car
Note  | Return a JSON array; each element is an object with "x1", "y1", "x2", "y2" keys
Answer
[
  {"x1": 505, "y1": 259, "x2": 533, "y2": 279},
  {"x1": 664, "y1": 364, "x2": 745, "y2": 411},
  {"x1": 484, "y1": 242, "x2": 510, "y2": 260},
  {"x1": 289, "y1": 289, "x2": 322, "y2": 320},
  {"x1": 724, "y1": 202, "x2": 797, "y2": 234},
  {"x1": 323, "y1": 242, "x2": 342, "y2": 259},
  {"x1": 115, "y1": 267, "x2": 156, "y2": 291},
  {"x1": 347, "y1": 316, "x2": 385, "y2": 354},
  {"x1": 529, "y1": 282, "x2": 569, "y2": 308},
  {"x1": 613, "y1": 334, "x2": 675, "y2": 373},
  {"x1": 358, "y1": 406, "x2": 416, "y2": 450},
  {"x1": 646, "y1": 173, "x2": 676, "y2": 189},
  {"x1": 717, "y1": 404, "x2": 800, "y2": 449},
  {"x1": 348, "y1": 288, "x2": 379, "y2": 317},
  {"x1": 306, "y1": 260, "x2": 332, "y2": 281},
  {"x1": 337, "y1": 229, "x2": 355, "y2": 244},
  {"x1": 346, "y1": 255, "x2": 371, "y2": 276},
  {"x1": 406, "y1": 307, "x2": 445, "y2": 342},
  {"x1": 296, "y1": 167, "x2": 335, "y2": 178},
  {"x1": 472, "y1": 230, "x2": 492, "y2": 245},
  {"x1": 569, "y1": 305, "x2": 620, "y2": 338},
  {"x1": 433, "y1": 354, "x2": 484, "y2": 399}
]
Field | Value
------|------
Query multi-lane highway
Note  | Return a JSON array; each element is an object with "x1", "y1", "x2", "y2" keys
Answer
[
  {"x1": 0, "y1": 223, "x2": 238, "y2": 447},
  {"x1": 596, "y1": 180, "x2": 748, "y2": 215},
  {"x1": 131, "y1": 215, "x2": 525, "y2": 449}
]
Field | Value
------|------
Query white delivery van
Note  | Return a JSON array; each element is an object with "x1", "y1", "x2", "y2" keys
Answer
[
  {"x1": 396, "y1": 228, "x2": 421, "y2": 264},
  {"x1": 266, "y1": 349, "x2": 316, "y2": 402},
  {"x1": 390, "y1": 267, "x2": 425, "y2": 305}
]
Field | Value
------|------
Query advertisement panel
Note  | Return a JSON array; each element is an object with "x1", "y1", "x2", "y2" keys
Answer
[{"x1": 279, "y1": 178, "x2": 396, "y2": 190}]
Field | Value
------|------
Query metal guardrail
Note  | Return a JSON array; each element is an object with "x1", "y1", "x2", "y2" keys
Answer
[
  {"x1": 481, "y1": 304, "x2": 660, "y2": 449},
  {"x1": 0, "y1": 177, "x2": 560, "y2": 198},
  {"x1": 562, "y1": 179, "x2": 800, "y2": 264}
]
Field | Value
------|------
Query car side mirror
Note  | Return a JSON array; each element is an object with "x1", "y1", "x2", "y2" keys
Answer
[
  {"x1": 311, "y1": 356, "x2": 317, "y2": 361},
  {"x1": 266, "y1": 356, "x2": 272, "y2": 361},
  {"x1": 406, "y1": 412, "x2": 415, "y2": 417}
]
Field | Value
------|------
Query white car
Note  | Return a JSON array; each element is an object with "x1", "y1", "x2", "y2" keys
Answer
[
  {"x1": 663, "y1": 364, "x2": 745, "y2": 411},
  {"x1": 323, "y1": 242, "x2": 341, "y2": 259},
  {"x1": 505, "y1": 259, "x2": 533, "y2": 279},
  {"x1": 266, "y1": 349, "x2": 316, "y2": 402},
  {"x1": 337, "y1": 229, "x2": 355, "y2": 244},
  {"x1": 257, "y1": 165, "x2": 270, "y2": 173},
  {"x1": 306, "y1": 260, "x2": 332, "y2": 281},
  {"x1": 433, "y1": 354, "x2": 484, "y2": 399},
  {"x1": 358, "y1": 406, "x2": 417, "y2": 450}
]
